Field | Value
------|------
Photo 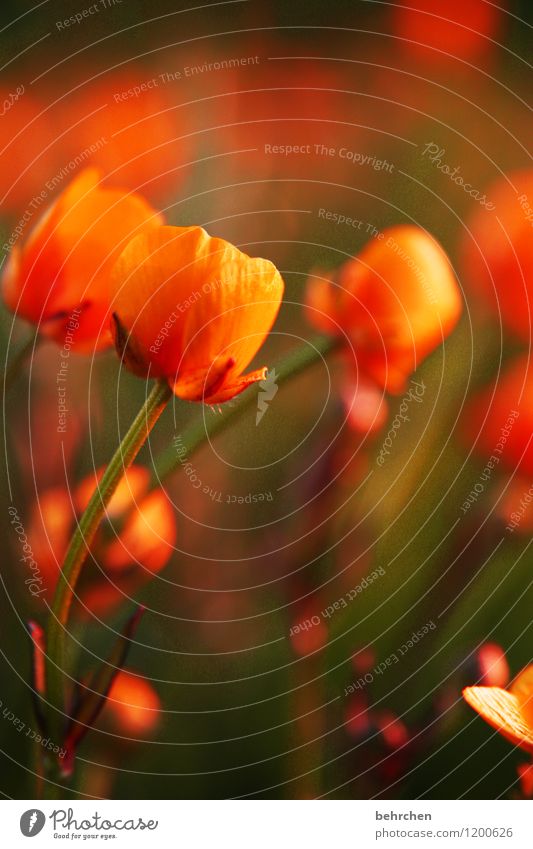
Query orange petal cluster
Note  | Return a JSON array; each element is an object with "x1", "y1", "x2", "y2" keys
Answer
[
  {"x1": 57, "y1": 71, "x2": 191, "y2": 204},
  {"x1": 476, "y1": 643, "x2": 511, "y2": 688},
  {"x1": 392, "y1": 0, "x2": 505, "y2": 64},
  {"x1": 0, "y1": 85, "x2": 56, "y2": 212},
  {"x1": 111, "y1": 225, "x2": 284, "y2": 404},
  {"x1": 28, "y1": 465, "x2": 176, "y2": 616},
  {"x1": 306, "y1": 225, "x2": 462, "y2": 393},
  {"x1": 461, "y1": 355, "x2": 533, "y2": 475},
  {"x1": 2, "y1": 168, "x2": 162, "y2": 352},
  {"x1": 463, "y1": 665, "x2": 533, "y2": 754},
  {"x1": 461, "y1": 170, "x2": 533, "y2": 341},
  {"x1": 104, "y1": 670, "x2": 161, "y2": 736}
]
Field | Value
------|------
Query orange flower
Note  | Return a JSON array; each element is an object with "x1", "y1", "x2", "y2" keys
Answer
[
  {"x1": 460, "y1": 356, "x2": 533, "y2": 532},
  {"x1": 475, "y1": 643, "x2": 510, "y2": 688},
  {"x1": 2, "y1": 168, "x2": 162, "y2": 352},
  {"x1": 58, "y1": 70, "x2": 192, "y2": 204},
  {"x1": 460, "y1": 170, "x2": 533, "y2": 341},
  {"x1": 0, "y1": 85, "x2": 56, "y2": 212},
  {"x1": 518, "y1": 762, "x2": 533, "y2": 798},
  {"x1": 340, "y1": 373, "x2": 389, "y2": 435},
  {"x1": 111, "y1": 225, "x2": 284, "y2": 403},
  {"x1": 104, "y1": 670, "x2": 161, "y2": 736},
  {"x1": 26, "y1": 465, "x2": 176, "y2": 615},
  {"x1": 461, "y1": 355, "x2": 533, "y2": 475},
  {"x1": 306, "y1": 225, "x2": 462, "y2": 393},
  {"x1": 392, "y1": 0, "x2": 505, "y2": 65},
  {"x1": 464, "y1": 665, "x2": 533, "y2": 754}
]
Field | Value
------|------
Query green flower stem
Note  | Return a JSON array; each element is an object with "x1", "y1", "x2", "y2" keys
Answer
[
  {"x1": 45, "y1": 378, "x2": 173, "y2": 739},
  {"x1": 44, "y1": 334, "x2": 339, "y2": 757},
  {"x1": 153, "y1": 334, "x2": 340, "y2": 485}
]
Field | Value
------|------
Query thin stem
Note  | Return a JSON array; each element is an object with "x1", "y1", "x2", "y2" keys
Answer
[
  {"x1": 44, "y1": 333, "x2": 339, "y2": 761},
  {"x1": 45, "y1": 378, "x2": 173, "y2": 737},
  {"x1": 153, "y1": 334, "x2": 340, "y2": 485}
]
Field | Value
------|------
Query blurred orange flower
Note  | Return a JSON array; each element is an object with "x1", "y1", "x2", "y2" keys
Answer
[
  {"x1": 104, "y1": 670, "x2": 161, "y2": 736},
  {"x1": 476, "y1": 643, "x2": 510, "y2": 688},
  {"x1": 0, "y1": 85, "x2": 56, "y2": 212},
  {"x1": 306, "y1": 225, "x2": 462, "y2": 393},
  {"x1": 392, "y1": 0, "x2": 505, "y2": 65},
  {"x1": 518, "y1": 762, "x2": 533, "y2": 798},
  {"x1": 27, "y1": 464, "x2": 176, "y2": 616},
  {"x1": 57, "y1": 70, "x2": 192, "y2": 204},
  {"x1": 223, "y1": 59, "x2": 355, "y2": 182},
  {"x1": 2, "y1": 168, "x2": 162, "y2": 352},
  {"x1": 461, "y1": 170, "x2": 533, "y2": 341},
  {"x1": 340, "y1": 372, "x2": 389, "y2": 435},
  {"x1": 461, "y1": 355, "x2": 533, "y2": 475},
  {"x1": 464, "y1": 665, "x2": 533, "y2": 754},
  {"x1": 111, "y1": 225, "x2": 284, "y2": 403}
]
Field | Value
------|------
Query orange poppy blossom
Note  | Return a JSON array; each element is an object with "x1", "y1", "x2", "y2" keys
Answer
[
  {"x1": 460, "y1": 170, "x2": 533, "y2": 341},
  {"x1": 110, "y1": 225, "x2": 284, "y2": 404},
  {"x1": 57, "y1": 70, "x2": 192, "y2": 205},
  {"x1": 463, "y1": 665, "x2": 533, "y2": 754},
  {"x1": 2, "y1": 167, "x2": 163, "y2": 352},
  {"x1": 0, "y1": 84, "x2": 56, "y2": 212},
  {"x1": 103, "y1": 670, "x2": 161, "y2": 736},
  {"x1": 460, "y1": 355, "x2": 533, "y2": 530},
  {"x1": 475, "y1": 643, "x2": 510, "y2": 688},
  {"x1": 461, "y1": 355, "x2": 533, "y2": 476},
  {"x1": 339, "y1": 372, "x2": 390, "y2": 435},
  {"x1": 392, "y1": 0, "x2": 505, "y2": 66},
  {"x1": 27, "y1": 464, "x2": 176, "y2": 616},
  {"x1": 518, "y1": 762, "x2": 533, "y2": 798},
  {"x1": 305, "y1": 225, "x2": 462, "y2": 394}
]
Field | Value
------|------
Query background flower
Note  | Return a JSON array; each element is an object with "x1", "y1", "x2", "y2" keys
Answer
[
  {"x1": 2, "y1": 168, "x2": 163, "y2": 351},
  {"x1": 25, "y1": 465, "x2": 176, "y2": 617},
  {"x1": 306, "y1": 226, "x2": 462, "y2": 392}
]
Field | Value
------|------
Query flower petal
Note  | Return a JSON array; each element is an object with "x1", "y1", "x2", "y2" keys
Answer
[
  {"x1": 510, "y1": 666, "x2": 533, "y2": 728},
  {"x1": 104, "y1": 489, "x2": 176, "y2": 574},
  {"x1": 3, "y1": 167, "x2": 162, "y2": 351},
  {"x1": 305, "y1": 271, "x2": 340, "y2": 334},
  {"x1": 200, "y1": 367, "x2": 268, "y2": 405},
  {"x1": 306, "y1": 226, "x2": 462, "y2": 394},
  {"x1": 111, "y1": 225, "x2": 284, "y2": 402},
  {"x1": 75, "y1": 465, "x2": 150, "y2": 519},
  {"x1": 105, "y1": 670, "x2": 161, "y2": 735},
  {"x1": 463, "y1": 686, "x2": 533, "y2": 754}
]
